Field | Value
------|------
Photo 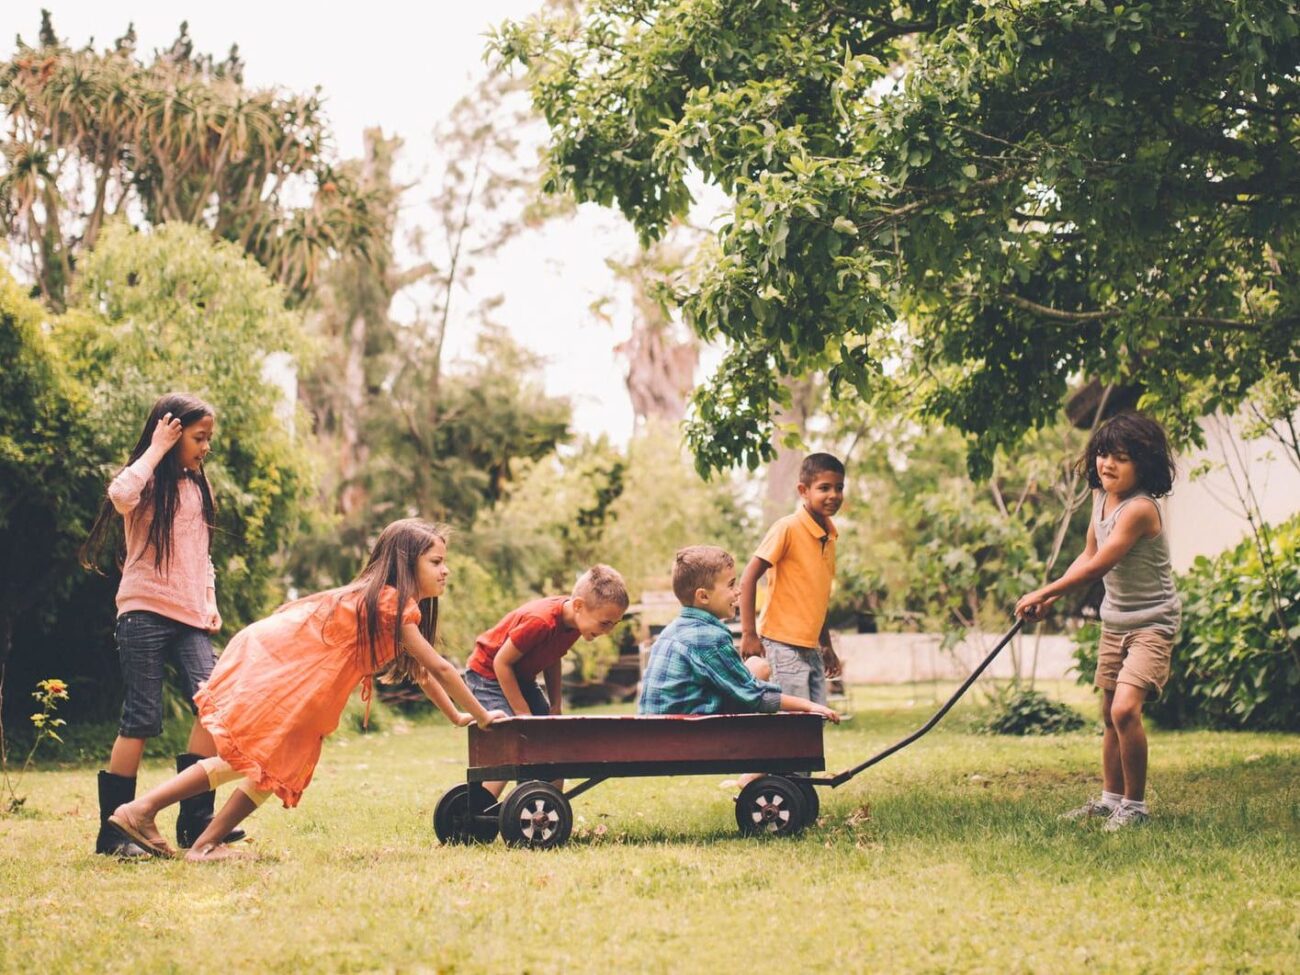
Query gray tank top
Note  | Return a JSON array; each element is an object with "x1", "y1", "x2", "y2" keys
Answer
[{"x1": 1096, "y1": 492, "x2": 1181, "y2": 635}]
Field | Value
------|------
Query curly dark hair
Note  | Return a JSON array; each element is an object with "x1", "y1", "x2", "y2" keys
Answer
[{"x1": 1078, "y1": 412, "x2": 1176, "y2": 498}]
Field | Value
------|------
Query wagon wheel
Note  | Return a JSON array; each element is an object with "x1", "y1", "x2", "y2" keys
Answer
[
  {"x1": 735, "y1": 775, "x2": 808, "y2": 837},
  {"x1": 787, "y1": 777, "x2": 820, "y2": 825},
  {"x1": 432, "y1": 784, "x2": 500, "y2": 845},
  {"x1": 498, "y1": 781, "x2": 573, "y2": 849}
]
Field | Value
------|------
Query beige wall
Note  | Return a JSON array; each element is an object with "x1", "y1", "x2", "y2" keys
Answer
[{"x1": 1164, "y1": 413, "x2": 1300, "y2": 572}]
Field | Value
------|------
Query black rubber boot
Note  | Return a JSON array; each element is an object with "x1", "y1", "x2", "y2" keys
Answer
[
  {"x1": 175, "y1": 753, "x2": 246, "y2": 848},
  {"x1": 95, "y1": 771, "x2": 150, "y2": 859}
]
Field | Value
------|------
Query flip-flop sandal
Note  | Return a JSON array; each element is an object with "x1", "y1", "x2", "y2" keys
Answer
[{"x1": 106, "y1": 815, "x2": 174, "y2": 858}]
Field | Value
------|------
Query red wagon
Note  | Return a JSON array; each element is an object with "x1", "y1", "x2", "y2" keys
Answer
[{"x1": 433, "y1": 621, "x2": 1023, "y2": 848}]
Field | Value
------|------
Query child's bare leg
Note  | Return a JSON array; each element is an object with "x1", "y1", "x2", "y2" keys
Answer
[
  {"x1": 186, "y1": 790, "x2": 259, "y2": 861},
  {"x1": 1110, "y1": 683, "x2": 1149, "y2": 801},
  {"x1": 108, "y1": 735, "x2": 146, "y2": 776},
  {"x1": 1100, "y1": 690, "x2": 1123, "y2": 795},
  {"x1": 745, "y1": 657, "x2": 772, "y2": 682},
  {"x1": 110, "y1": 763, "x2": 211, "y2": 854},
  {"x1": 186, "y1": 718, "x2": 216, "y2": 757}
]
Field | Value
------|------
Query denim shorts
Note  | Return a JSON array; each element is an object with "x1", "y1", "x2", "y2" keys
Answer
[
  {"x1": 115, "y1": 610, "x2": 216, "y2": 738},
  {"x1": 465, "y1": 669, "x2": 551, "y2": 717},
  {"x1": 761, "y1": 637, "x2": 827, "y2": 706}
]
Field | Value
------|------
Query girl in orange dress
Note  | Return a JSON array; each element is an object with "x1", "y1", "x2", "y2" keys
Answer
[{"x1": 106, "y1": 518, "x2": 504, "y2": 861}]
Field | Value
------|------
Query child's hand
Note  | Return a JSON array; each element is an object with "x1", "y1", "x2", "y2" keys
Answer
[
  {"x1": 1015, "y1": 590, "x2": 1057, "y2": 621},
  {"x1": 820, "y1": 644, "x2": 842, "y2": 679},
  {"x1": 453, "y1": 711, "x2": 475, "y2": 727},
  {"x1": 739, "y1": 631, "x2": 764, "y2": 658},
  {"x1": 150, "y1": 412, "x2": 184, "y2": 453},
  {"x1": 811, "y1": 703, "x2": 841, "y2": 724},
  {"x1": 477, "y1": 709, "x2": 509, "y2": 728}
]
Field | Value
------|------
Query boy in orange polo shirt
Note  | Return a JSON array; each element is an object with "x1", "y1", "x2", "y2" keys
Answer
[{"x1": 739, "y1": 453, "x2": 845, "y2": 704}]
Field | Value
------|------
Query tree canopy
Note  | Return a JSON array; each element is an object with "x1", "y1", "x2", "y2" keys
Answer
[
  {"x1": 0, "y1": 12, "x2": 384, "y2": 308},
  {"x1": 496, "y1": 0, "x2": 1300, "y2": 476}
]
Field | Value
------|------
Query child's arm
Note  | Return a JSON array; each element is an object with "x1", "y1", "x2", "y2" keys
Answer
[
  {"x1": 401, "y1": 623, "x2": 504, "y2": 728},
  {"x1": 696, "y1": 639, "x2": 783, "y2": 713},
  {"x1": 1016, "y1": 501, "x2": 1159, "y2": 620},
  {"x1": 412, "y1": 669, "x2": 473, "y2": 726},
  {"x1": 492, "y1": 639, "x2": 537, "y2": 716},
  {"x1": 778, "y1": 694, "x2": 841, "y2": 724},
  {"x1": 108, "y1": 414, "x2": 183, "y2": 512},
  {"x1": 818, "y1": 621, "x2": 841, "y2": 678},
  {"x1": 543, "y1": 660, "x2": 563, "y2": 716},
  {"x1": 738, "y1": 556, "x2": 771, "y2": 658}
]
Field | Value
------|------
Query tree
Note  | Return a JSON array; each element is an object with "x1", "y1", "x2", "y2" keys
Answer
[
  {"x1": 296, "y1": 130, "x2": 416, "y2": 535},
  {"x1": 0, "y1": 271, "x2": 100, "y2": 681},
  {"x1": 3, "y1": 222, "x2": 318, "y2": 723},
  {"x1": 599, "y1": 235, "x2": 700, "y2": 425},
  {"x1": 495, "y1": 0, "x2": 1300, "y2": 476},
  {"x1": 57, "y1": 221, "x2": 316, "y2": 633},
  {"x1": 0, "y1": 13, "x2": 384, "y2": 308}
]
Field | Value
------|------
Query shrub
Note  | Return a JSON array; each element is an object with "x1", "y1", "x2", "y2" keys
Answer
[{"x1": 979, "y1": 688, "x2": 1087, "y2": 736}]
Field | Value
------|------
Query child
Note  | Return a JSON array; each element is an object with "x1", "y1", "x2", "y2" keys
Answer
[
  {"x1": 105, "y1": 519, "x2": 505, "y2": 861},
  {"x1": 465, "y1": 564, "x2": 628, "y2": 796},
  {"x1": 1016, "y1": 412, "x2": 1180, "y2": 831},
  {"x1": 640, "y1": 545, "x2": 840, "y2": 724},
  {"x1": 738, "y1": 453, "x2": 845, "y2": 705},
  {"x1": 81, "y1": 393, "x2": 233, "y2": 859}
]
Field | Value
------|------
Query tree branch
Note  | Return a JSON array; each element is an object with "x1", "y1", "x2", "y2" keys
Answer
[{"x1": 999, "y1": 292, "x2": 1275, "y2": 333}]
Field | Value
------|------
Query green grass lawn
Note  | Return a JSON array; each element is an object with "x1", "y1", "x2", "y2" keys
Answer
[{"x1": 2, "y1": 685, "x2": 1298, "y2": 974}]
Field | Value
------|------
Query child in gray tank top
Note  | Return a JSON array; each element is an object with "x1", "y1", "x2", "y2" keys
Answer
[{"x1": 1016, "y1": 413, "x2": 1180, "y2": 831}]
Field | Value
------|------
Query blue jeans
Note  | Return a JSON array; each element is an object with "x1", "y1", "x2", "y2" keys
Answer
[
  {"x1": 115, "y1": 611, "x2": 215, "y2": 738},
  {"x1": 465, "y1": 670, "x2": 551, "y2": 716},
  {"x1": 761, "y1": 637, "x2": 827, "y2": 706}
]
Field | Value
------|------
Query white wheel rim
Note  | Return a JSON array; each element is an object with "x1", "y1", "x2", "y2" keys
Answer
[
  {"x1": 749, "y1": 791, "x2": 792, "y2": 832},
  {"x1": 518, "y1": 797, "x2": 560, "y2": 842}
]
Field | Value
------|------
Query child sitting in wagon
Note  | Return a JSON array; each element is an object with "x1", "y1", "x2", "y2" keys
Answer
[{"x1": 639, "y1": 545, "x2": 839, "y2": 723}]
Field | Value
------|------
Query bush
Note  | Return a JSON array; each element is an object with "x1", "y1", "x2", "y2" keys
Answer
[
  {"x1": 1072, "y1": 514, "x2": 1300, "y2": 730},
  {"x1": 979, "y1": 689, "x2": 1087, "y2": 736}
]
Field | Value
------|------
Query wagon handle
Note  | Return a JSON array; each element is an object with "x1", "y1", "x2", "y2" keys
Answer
[{"x1": 814, "y1": 618, "x2": 1025, "y2": 788}]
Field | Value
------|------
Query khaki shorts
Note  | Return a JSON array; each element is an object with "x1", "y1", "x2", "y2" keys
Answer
[{"x1": 1095, "y1": 627, "x2": 1176, "y2": 700}]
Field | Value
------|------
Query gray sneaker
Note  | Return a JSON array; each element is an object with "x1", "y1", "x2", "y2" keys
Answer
[
  {"x1": 1060, "y1": 797, "x2": 1118, "y2": 821},
  {"x1": 1102, "y1": 805, "x2": 1150, "y2": 832}
]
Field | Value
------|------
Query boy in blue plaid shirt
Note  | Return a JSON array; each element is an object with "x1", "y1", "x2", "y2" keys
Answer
[{"x1": 639, "y1": 546, "x2": 840, "y2": 722}]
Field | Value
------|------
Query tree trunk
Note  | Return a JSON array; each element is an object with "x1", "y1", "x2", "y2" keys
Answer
[{"x1": 762, "y1": 376, "x2": 819, "y2": 524}]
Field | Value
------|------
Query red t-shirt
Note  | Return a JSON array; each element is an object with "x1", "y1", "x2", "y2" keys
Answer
[{"x1": 467, "y1": 596, "x2": 580, "y2": 683}]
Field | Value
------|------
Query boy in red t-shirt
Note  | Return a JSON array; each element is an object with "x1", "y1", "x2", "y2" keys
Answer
[{"x1": 465, "y1": 564, "x2": 628, "y2": 796}]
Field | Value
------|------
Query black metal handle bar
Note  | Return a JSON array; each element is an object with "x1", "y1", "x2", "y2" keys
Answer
[{"x1": 813, "y1": 618, "x2": 1025, "y2": 788}]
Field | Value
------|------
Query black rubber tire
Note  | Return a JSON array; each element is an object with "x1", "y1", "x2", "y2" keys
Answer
[
  {"x1": 498, "y1": 781, "x2": 573, "y2": 849},
  {"x1": 433, "y1": 783, "x2": 500, "y2": 845},
  {"x1": 790, "y1": 778, "x2": 820, "y2": 825},
  {"x1": 735, "y1": 775, "x2": 808, "y2": 837}
]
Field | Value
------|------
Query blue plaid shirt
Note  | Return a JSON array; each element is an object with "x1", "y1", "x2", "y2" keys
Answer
[{"x1": 638, "y1": 607, "x2": 783, "y2": 715}]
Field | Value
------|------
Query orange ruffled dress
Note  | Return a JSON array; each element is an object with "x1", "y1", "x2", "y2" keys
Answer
[{"x1": 194, "y1": 586, "x2": 419, "y2": 808}]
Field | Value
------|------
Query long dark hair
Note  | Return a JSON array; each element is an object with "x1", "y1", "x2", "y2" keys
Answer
[
  {"x1": 81, "y1": 393, "x2": 217, "y2": 573},
  {"x1": 1078, "y1": 412, "x2": 1177, "y2": 498},
  {"x1": 338, "y1": 518, "x2": 447, "y2": 675}
]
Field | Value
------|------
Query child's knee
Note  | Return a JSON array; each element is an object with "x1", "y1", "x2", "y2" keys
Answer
[
  {"x1": 745, "y1": 656, "x2": 771, "y2": 682},
  {"x1": 1110, "y1": 696, "x2": 1144, "y2": 729}
]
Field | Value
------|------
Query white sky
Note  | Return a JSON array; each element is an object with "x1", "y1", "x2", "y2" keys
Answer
[{"x1": 3, "y1": 1, "x2": 712, "y2": 442}]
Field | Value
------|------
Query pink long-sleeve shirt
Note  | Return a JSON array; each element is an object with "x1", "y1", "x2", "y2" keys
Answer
[{"x1": 109, "y1": 457, "x2": 221, "y2": 631}]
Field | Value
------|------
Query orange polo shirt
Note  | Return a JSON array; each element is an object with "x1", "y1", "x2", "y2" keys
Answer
[{"x1": 755, "y1": 505, "x2": 837, "y2": 649}]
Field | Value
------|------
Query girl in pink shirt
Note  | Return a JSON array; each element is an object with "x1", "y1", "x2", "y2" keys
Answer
[{"x1": 81, "y1": 392, "x2": 232, "y2": 859}]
